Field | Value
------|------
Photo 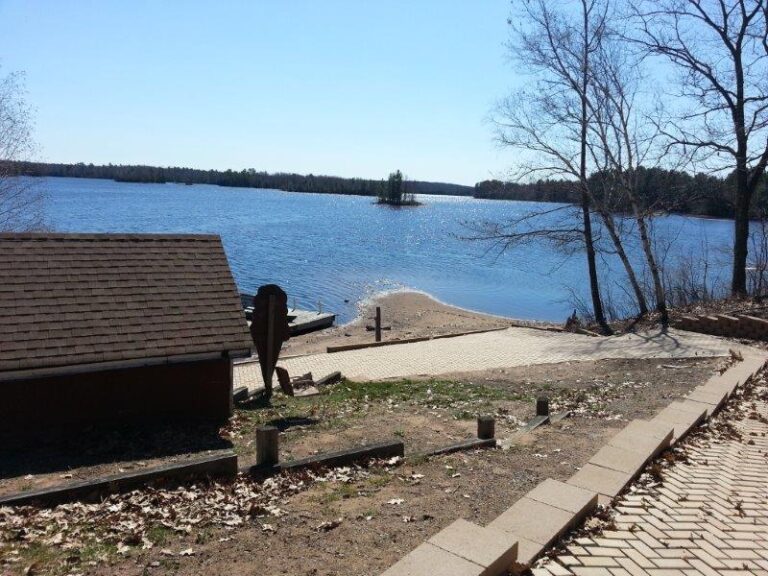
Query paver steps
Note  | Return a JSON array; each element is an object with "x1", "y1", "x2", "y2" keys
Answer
[
  {"x1": 376, "y1": 350, "x2": 768, "y2": 576},
  {"x1": 532, "y1": 366, "x2": 768, "y2": 576}
]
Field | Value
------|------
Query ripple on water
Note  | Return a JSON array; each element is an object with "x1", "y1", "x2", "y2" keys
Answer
[{"x1": 42, "y1": 177, "x2": 734, "y2": 323}]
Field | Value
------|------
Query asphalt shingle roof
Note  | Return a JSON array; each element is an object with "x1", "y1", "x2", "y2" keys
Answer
[{"x1": 0, "y1": 233, "x2": 253, "y2": 375}]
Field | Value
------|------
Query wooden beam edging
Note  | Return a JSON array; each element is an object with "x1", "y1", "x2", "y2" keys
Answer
[
  {"x1": 508, "y1": 322, "x2": 565, "y2": 333},
  {"x1": 410, "y1": 437, "x2": 496, "y2": 459},
  {"x1": 247, "y1": 417, "x2": 497, "y2": 480},
  {"x1": 327, "y1": 323, "x2": 567, "y2": 354},
  {"x1": 218, "y1": 322, "x2": 563, "y2": 357},
  {"x1": 326, "y1": 327, "x2": 511, "y2": 353},
  {"x1": 244, "y1": 440, "x2": 405, "y2": 477},
  {"x1": 0, "y1": 451, "x2": 238, "y2": 509}
]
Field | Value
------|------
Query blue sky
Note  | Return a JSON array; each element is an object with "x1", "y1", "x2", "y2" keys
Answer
[{"x1": 0, "y1": 1, "x2": 518, "y2": 185}]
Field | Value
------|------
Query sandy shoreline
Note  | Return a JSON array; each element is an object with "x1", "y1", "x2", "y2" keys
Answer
[{"x1": 281, "y1": 290, "x2": 560, "y2": 356}]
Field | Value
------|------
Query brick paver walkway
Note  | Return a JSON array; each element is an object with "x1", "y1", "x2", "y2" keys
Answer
[
  {"x1": 234, "y1": 327, "x2": 732, "y2": 391},
  {"x1": 534, "y1": 377, "x2": 768, "y2": 576}
]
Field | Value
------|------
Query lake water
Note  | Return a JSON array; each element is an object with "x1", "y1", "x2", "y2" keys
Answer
[{"x1": 38, "y1": 177, "x2": 736, "y2": 323}]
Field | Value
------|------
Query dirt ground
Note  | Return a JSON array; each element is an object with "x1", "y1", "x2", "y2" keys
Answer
[
  {"x1": 280, "y1": 291, "x2": 551, "y2": 357},
  {"x1": 0, "y1": 420, "x2": 231, "y2": 496},
  {"x1": 0, "y1": 356, "x2": 727, "y2": 576}
]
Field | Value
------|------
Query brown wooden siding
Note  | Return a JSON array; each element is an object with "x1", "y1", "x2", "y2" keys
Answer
[{"x1": 0, "y1": 358, "x2": 233, "y2": 440}]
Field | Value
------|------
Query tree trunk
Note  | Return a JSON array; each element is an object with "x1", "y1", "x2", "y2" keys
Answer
[
  {"x1": 579, "y1": 0, "x2": 611, "y2": 335},
  {"x1": 581, "y1": 194, "x2": 610, "y2": 332},
  {"x1": 731, "y1": 91, "x2": 750, "y2": 297},
  {"x1": 596, "y1": 209, "x2": 649, "y2": 316},
  {"x1": 732, "y1": 165, "x2": 751, "y2": 296},
  {"x1": 731, "y1": 48, "x2": 749, "y2": 297},
  {"x1": 634, "y1": 210, "x2": 667, "y2": 325}
]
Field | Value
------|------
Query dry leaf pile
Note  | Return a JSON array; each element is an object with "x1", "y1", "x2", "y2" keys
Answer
[
  {"x1": 0, "y1": 465, "x2": 375, "y2": 570},
  {"x1": 549, "y1": 379, "x2": 652, "y2": 419}
]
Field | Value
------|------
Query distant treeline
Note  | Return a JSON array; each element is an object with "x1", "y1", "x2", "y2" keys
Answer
[
  {"x1": 475, "y1": 167, "x2": 768, "y2": 219},
  {"x1": 13, "y1": 162, "x2": 474, "y2": 198},
  {"x1": 15, "y1": 161, "x2": 766, "y2": 218}
]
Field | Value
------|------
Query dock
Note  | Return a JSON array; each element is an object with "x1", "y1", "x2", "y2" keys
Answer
[
  {"x1": 285, "y1": 309, "x2": 337, "y2": 335},
  {"x1": 240, "y1": 293, "x2": 336, "y2": 335}
]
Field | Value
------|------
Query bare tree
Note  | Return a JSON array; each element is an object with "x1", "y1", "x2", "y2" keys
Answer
[
  {"x1": 632, "y1": 1, "x2": 768, "y2": 296},
  {"x1": 587, "y1": 33, "x2": 670, "y2": 324},
  {"x1": 0, "y1": 68, "x2": 43, "y2": 231},
  {"x1": 492, "y1": 0, "x2": 614, "y2": 333}
]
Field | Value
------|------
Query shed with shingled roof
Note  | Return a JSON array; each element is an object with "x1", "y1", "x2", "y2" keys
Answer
[{"x1": 0, "y1": 233, "x2": 252, "y2": 435}]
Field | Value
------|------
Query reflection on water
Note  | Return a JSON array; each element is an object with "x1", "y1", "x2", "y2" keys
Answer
[{"x1": 41, "y1": 177, "x2": 734, "y2": 323}]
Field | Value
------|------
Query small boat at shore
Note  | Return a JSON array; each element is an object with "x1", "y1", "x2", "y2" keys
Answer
[{"x1": 239, "y1": 293, "x2": 336, "y2": 335}]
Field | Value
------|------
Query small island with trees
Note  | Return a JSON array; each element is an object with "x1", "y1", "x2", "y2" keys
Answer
[{"x1": 377, "y1": 170, "x2": 420, "y2": 206}]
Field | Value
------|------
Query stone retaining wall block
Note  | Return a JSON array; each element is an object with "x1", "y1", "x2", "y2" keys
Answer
[{"x1": 428, "y1": 519, "x2": 518, "y2": 576}]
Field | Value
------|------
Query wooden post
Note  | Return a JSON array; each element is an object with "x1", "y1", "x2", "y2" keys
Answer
[
  {"x1": 256, "y1": 426, "x2": 279, "y2": 466},
  {"x1": 536, "y1": 397, "x2": 549, "y2": 417},
  {"x1": 375, "y1": 306, "x2": 382, "y2": 342},
  {"x1": 477, "y1": 415, "x2": 495, "y2": 439}
]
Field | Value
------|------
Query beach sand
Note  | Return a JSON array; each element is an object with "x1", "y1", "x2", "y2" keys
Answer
[{"x1": 281, "y1": 290, "x2": 558, "y2": 356}]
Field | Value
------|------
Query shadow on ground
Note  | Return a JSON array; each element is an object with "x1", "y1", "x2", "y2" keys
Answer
[{"x1": 0, "y1": 419, "x2": 232, "y2": 480}]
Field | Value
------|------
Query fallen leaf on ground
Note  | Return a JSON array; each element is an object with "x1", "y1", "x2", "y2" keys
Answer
[{"x1": 315, "y1": 518, "x2": 343, "y2": 532}]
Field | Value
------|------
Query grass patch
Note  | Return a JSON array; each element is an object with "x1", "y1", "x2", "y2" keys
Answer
[
  {"x1": 79, "y1": 540, "x2": 118, "y2": 565},
  {"x1": 366, "y1": 473, "x2": 393, "y2": 490},
  {"x1": 195, "y1": 527, "x2": 216, "y2": 545},
  {"x1": 311, "y1": 482, "x2": 360, "y2": 506},
  {"x1": 405, "y1": 453, "x2": 430, "y2": 466},
  {"x1": 146, "y1": 524, "x2": 174, "y2": 546},
  {"x1": 11, "y1": 542, "x2": 62, "y2": 573},
  {"x1": 325, "y1": 378, "x2": 513, "y2": 407},
  {"x1": 230, "y1": 378, "x2": 525, "y2": 454},
  {"x1": 452, "y1": 409, "x2": 475, "y2": 420},
  {"x1": 235, "y1": 378, "x2": 519, "y2": 434},
  {"x1": 2, "y1": 532, "x2": 119, "y2": 574}
]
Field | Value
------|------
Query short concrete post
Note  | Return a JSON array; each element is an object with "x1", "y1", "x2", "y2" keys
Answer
[
  {"x1": 477, "y1": 415, "x2": 495, "y2": 439},
  {"x1": 536, "y1": 397, "x2": 549, "y2": 417},
  {"x1": 256, "y1": 426, "x2": 279, "y2": 466}
]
